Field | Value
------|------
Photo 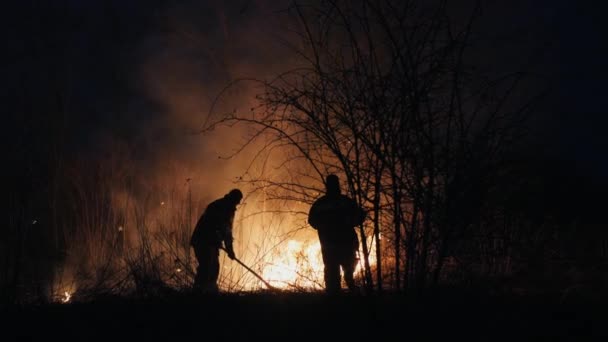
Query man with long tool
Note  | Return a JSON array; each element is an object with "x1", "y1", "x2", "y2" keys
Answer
[{"x1": 190, "y1": 188, "x2": 242, "y2": 293}]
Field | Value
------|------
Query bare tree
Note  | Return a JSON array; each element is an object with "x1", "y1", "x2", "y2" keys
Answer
[{"x1": 202, "y1": 0, "x2": 543, "y2": 293}]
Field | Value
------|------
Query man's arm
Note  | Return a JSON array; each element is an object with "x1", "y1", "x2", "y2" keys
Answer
[
  {"x1": 350, "y1": 198, "x2": 366, "y2": 227},
  {"x1": 224, "y1": 239, "x2": 236, "y2": 259},
  {"x1": 308, "y1": 201, "x2": 320, "y2": 230},
  {"x1": 222, "y1": 212, "x2": 236, "y2": 260}
]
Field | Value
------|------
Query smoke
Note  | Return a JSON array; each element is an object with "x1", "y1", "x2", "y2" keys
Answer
[
  {"x1": 133, "y1": 0, "x2": 296, "y2": 201},
  {"x1": 8, "y1": 0, "x2": 355, "y2": 298},
  {"x1": 55, "y1": 0, "x2": 323, "y2": 293}
]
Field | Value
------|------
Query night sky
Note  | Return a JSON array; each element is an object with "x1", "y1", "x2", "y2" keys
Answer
[{"x1": 5, "y1": 0, "x2": 607, "y2": 191}]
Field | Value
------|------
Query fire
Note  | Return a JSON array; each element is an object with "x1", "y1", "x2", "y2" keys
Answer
[
  {"x1": 53, "y1": 273, "x2": 76, "y2": 304},
  {"x1": 260, "y1": 239, "x2": 324, "y2": 289},
  {"x1": 61, "y1": 291, "x2": 71, "y2": 303},
  {"x1": 241, "y1": 236, "x2": 376, "y2": 291}
]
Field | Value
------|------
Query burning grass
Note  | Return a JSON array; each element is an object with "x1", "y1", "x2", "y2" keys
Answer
[{"x1": 47, "y1": 179, "x2": 377, "y2": 303}]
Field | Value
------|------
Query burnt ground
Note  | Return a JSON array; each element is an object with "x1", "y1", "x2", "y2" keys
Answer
[{"x1": 3, "y1": 289, "x2": 606, "y2": 341}]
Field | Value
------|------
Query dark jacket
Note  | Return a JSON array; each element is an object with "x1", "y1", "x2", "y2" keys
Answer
[
  {"x1": 308, "y1": 194, "x2": 365, "y2": 244},
  {"x1": 190, "y1": 196, "x2": 237, "y2": 250}
]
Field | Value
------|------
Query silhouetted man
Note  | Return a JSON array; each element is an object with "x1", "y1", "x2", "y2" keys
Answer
[
  {"x1": 308, "y1": 175, "x2": 366, "y2": 294},
  {"x1": 190, "y1": 188, "x2": 242, "y2": 293}
]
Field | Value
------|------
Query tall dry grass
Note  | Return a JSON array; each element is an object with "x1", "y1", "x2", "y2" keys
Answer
[{"x1": 48, "y1": 151, "x2": 337, "y2": 302}]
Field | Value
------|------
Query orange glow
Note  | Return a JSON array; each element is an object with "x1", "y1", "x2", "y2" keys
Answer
[
  {"x1": 252, "y1": 236, "x2": 376, "y2": 290},
  {"x1": 236, "y1": 234, "x2": 376, "y2": 291},
  {"x1": 260, "y1": 239, "x2": 324, "y2": 289}
]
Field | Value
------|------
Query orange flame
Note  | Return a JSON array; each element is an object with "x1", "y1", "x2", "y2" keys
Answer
[
  {"x1": 61, "y1": 291, "x2": 71, "y2": 303},
  {"x1": 260, "y1": 239, "x2": 324, "y2": 289}
]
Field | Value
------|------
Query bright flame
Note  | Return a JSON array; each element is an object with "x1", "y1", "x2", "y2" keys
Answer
[
  {"x1": 250, "y1": 236, "x2": 376, "y2": 290},
  {"x1": 61, "y1": 291, "x2": 71, "y2": 303},
  {"x1": 261, "y1": 239, "x2": 324, "y2": 289}
]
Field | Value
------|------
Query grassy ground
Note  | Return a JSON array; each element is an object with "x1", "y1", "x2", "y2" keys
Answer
[{"x1": 3, "y1": 289, "x2": 606, "y2": 341}]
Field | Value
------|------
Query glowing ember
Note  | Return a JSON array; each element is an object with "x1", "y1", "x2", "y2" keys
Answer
[{"x1": 61, "y1": 291, "x2": 71, "y2": 303}]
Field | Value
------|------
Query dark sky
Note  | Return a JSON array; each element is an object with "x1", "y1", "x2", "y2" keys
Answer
[
  {"x1": 5, "y1": 0, "x2": 607, "y2": 184},
  {"x1": 525, "y1": 0, "x2": 607, "y2": 179}
]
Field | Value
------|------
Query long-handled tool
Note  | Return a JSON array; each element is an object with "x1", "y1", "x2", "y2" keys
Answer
[{"x1": 221, "y1": 248, "x2": 278, "y2": 291}]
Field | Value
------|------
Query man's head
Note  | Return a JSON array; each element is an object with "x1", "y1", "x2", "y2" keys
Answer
[
  {"x1": 226, "y1": 188, "x2": 243, "y2": 205},
  {"x1": 325, "y1": 174, "x2": 341, "y2": 195}
]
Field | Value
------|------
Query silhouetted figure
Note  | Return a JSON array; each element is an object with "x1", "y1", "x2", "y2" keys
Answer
[
  {"x1": 308, "y1": 175, "x2": 366, "y2": 294},
  {"x1": 190, "y1": 188, "x2": 243, "y2": 293}
]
